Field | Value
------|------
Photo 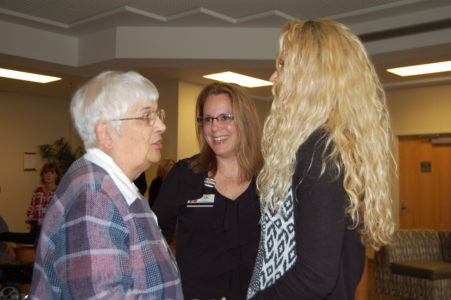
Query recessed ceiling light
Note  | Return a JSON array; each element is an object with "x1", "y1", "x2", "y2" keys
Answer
[
  {"x1": 203, "y1": 71, "x2": 273, "y2": 88},
  {"x1": 387, "y1": 60, "x2": 451, "y2": 77},
  {"x1": 0, "y1": 68, "x2": 61, "y2": 83}
]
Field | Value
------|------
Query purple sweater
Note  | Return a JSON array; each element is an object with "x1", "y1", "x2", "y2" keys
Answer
[{"x1": 30, "y1": 157, "x2": 183, "y2": 299}]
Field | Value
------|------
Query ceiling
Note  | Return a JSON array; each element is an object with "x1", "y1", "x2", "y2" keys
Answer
[{"x1": 0, "y1": 0, "x2": 451, "y2": 99}]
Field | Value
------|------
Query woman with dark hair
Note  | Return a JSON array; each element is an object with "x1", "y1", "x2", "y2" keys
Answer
[
  {"x1": 148, "y1": 158, "x2": 175, "y2": 207},
  {"x1": 154, "y1": 82, "x2": 263, "y2": 300},
  {"x1": 26, "y1": 162, "x2": 61, "y2": 234}
]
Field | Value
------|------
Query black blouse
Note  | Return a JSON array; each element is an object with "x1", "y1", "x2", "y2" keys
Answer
[{"x1": 153, "y1": 155, "x2": 260, "y2": 300}]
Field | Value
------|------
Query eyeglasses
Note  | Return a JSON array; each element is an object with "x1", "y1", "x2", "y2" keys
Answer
[
  {"x1": 196, "y1": 113, "x2": 235, "y2": 125},
  {"x1": 111, "y1": 109, "x2": 165, "y2": 126}
]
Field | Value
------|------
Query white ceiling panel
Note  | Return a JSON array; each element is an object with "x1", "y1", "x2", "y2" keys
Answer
[{"x1": 0, "y1": 0, "x2": 450, "y2": 98}]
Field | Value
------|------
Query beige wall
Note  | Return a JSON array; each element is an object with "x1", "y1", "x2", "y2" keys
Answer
[
  {"x1": 177, "y1": 81, "x2": 202, "y2": 160},
  {"x1": 254, "y1": 98, "x2": 271, "y2": 128},
  {"x1": 143, "y1": 80, "x2": 180, "y2": 195},
  {"x1": 0, "y1": 92, "x2": 74, "y2": 231},
  {"x1": 387, "y1": 84, "x2": 451, "y2": 135}
]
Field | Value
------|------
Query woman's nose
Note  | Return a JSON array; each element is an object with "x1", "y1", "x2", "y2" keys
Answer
[
  {"x1": 210, "y1": 119, "x2": 223, "y2": 131},
  {"x1": 154, "y1": 117, "x2": 166, "y2": 133},
  {"x1": 269, "y1": 71, "x2": 278, "y2": 83}
]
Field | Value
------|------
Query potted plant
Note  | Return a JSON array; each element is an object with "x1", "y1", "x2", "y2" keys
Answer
[{"x1": 39, "y1": 138, "x2": 83, "y2": 175}]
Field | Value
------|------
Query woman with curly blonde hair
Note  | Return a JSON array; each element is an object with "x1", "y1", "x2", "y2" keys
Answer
[{"x1": 247, "y1": 19, "x2": 395, "y2": 300}]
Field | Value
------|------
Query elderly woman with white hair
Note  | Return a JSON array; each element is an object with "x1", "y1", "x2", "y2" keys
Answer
[{"x1": 29, "y1": 71, "x2": 183, "y2": 299}]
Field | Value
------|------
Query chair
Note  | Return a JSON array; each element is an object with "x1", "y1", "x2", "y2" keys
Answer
[{"x1": 374, "y1": 229, "x2": 451, "y2": 299}]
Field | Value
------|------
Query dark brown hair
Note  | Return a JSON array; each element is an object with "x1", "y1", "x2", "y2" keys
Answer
[
  {"x1": 190, "y1": 82, "x2": 263, "y2": 181},
  {"x1": 40, "y1": 162, "x2": 61, "y2": 185},
  {"x1": 157, "y1": 158, "x2": 176, "y2": 178}
]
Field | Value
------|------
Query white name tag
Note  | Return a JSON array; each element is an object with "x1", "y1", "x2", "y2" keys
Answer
[{"x1": 187, "y1": 194, "x2": 215, "y2": 207}]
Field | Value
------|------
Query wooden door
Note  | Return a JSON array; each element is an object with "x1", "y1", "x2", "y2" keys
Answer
[{"x1": 398, "y1": 135, "x2": 451, "y2": 229}]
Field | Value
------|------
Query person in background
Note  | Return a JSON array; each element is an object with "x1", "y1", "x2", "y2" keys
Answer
[
  {"x1": 154, "y1": 82, "x2": 262, "y2": 300},
  {"x1": 134, "y1": 172, "x2": 148, "y2": 195},
  {"x1": 0, "y1": 216, "x2": 16, "y2": 282},
  {"x1": 148, "y1": 158, "x2": 175, "y2": 208},
  {"x1": 247, "y1": 19, "x2": 395, "y2": 300},
  {"x1": 0, "y1": 216, "x2": 16, "y2": 261},
  {"x1": 30, "y1": 70, "x2": 182, "y2": 299},
  {"x1": 26, "y1": 162, "x2": 61, "y2": 237}
]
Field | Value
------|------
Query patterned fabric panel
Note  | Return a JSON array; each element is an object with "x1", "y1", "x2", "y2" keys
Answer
[
  {"x1": 388, "y1": 230, "x2": 443, "y2": 262},
  {"x1": 247, "y1": 187, "x2": 297, "y2": 299},
  {"x1": 438, "y1": 231, "x2": 451, "y2": 262}
]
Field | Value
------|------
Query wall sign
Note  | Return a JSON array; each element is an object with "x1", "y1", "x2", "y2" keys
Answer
[{"x1": 23, "y1": 152, "x2": 37, "y2": 171}]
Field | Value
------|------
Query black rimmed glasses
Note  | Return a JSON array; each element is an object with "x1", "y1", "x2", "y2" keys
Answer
[
  {"x1": 111, "y1": 109, "x2": 165, "y2": 126},
  {"x1": 196, "y1": 113, "x2": 235, "y2": 125}
]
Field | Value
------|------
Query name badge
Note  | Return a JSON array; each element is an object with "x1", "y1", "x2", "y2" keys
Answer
[{"x1": 187, "y1": 194, "x2": 215, "y2": 208}]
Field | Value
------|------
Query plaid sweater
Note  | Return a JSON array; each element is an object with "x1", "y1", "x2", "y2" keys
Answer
[
  {"x1": 27, "y1": 186, "x2": 55, "y2": 225},
  {"x1": 30, "y1": 157, "x2": 183, "y2": 299}
]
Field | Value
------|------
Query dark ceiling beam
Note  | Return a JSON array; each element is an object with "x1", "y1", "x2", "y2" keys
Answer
[{"x1": 359, "y1": 19, "x2": 451, "y2": 42}]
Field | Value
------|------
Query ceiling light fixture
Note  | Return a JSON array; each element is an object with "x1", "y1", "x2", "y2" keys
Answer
[
  {"x1": 203, "y1": 71, "x2": 273, "y2": 88},
  {"x1": 387, "y1": 60, "x2": 451, "y2": 77},
  {"x1": 0, "y1": 68, "x2": 61, "y2": 83}
]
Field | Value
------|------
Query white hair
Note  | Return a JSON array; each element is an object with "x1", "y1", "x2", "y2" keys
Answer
[{"x1": 70, "y1": 71, "x2": 159, "y2": 148}]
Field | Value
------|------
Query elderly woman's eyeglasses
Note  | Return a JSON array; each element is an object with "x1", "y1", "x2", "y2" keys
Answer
[
  {"x1": 196, "y1": 113, "x2": 234, "y2": 125},
  {"x1": 112, "y1": 109, "x2": 165, "y2": 126}
]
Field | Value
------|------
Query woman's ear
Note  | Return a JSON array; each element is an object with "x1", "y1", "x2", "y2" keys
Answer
[{"x1": 95, "y1": 121, "x2": 115, "y2": 149}]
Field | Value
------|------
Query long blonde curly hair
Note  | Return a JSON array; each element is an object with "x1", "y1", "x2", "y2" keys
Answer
[{"x1": 257, "y1": 19, "x2": 395, "y2": 250}]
